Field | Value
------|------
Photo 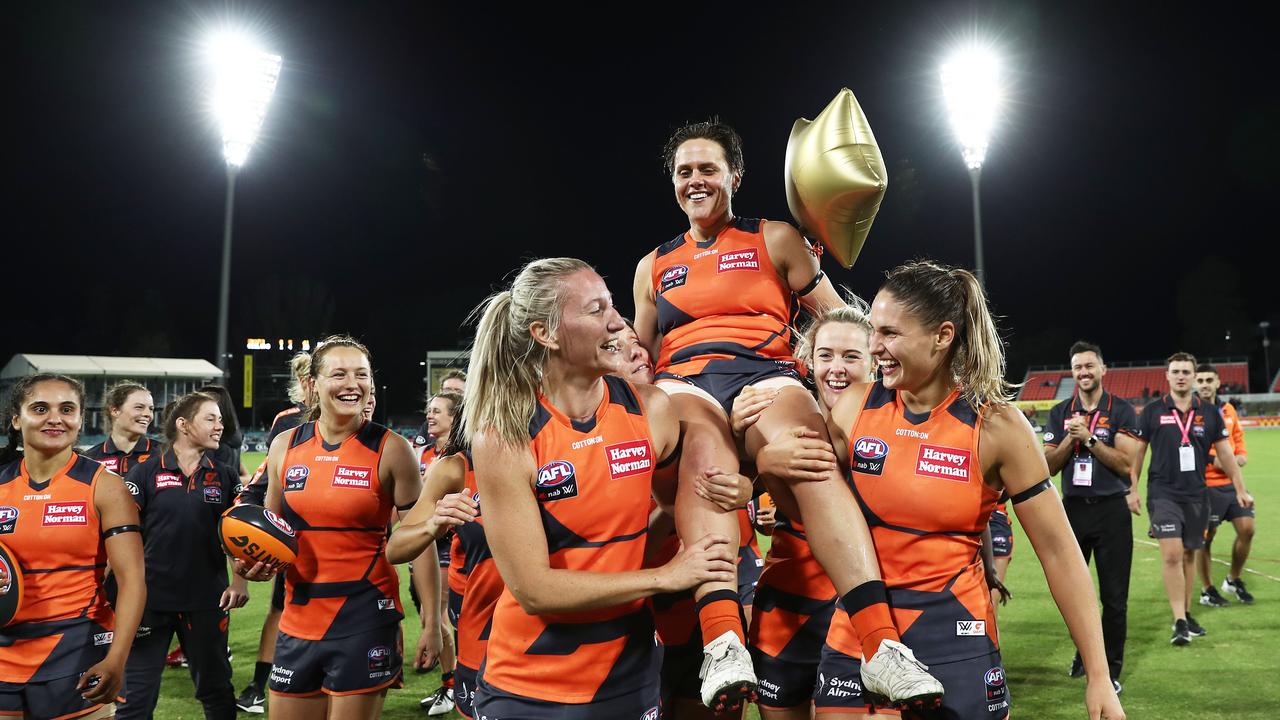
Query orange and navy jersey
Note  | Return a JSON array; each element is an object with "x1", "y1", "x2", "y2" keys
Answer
[
  {"x1": 1205, "y1": 401, "x2": 1246, "y2": 488},
  {"x1": 267, "y1": 403, "x2": 308, "y2": 446},
  {"x1": 0, "y1": 455, "x2": 113, "y2": 682},
  {"x1": 446, "y1": 452, "x2": 478, "y2": 596},
  {"x1": 278, "y1": 421, "x2": 402, "y2": 641},
  {"x1": 483, "y1": 376, "x2": 659, "y2": 704},
  {"x1": 81, "y1": 435, "x2": 160, "y2": 477},
  {"x1": 236, "y1": 460, "x2": 269, "y2": 507},
  {"x1": 650, "y1": 217, "x2": 800, "y2": 376},
  {"x1": 452, "y1": 453, "x2": 504, "y2": 670},
  {"x1": 828, "y1": 382, "x2": 999, "y2": 664},
  {"x1": 748, "y1": 512, "x2": 837, "y2": 664},
  {"x1": 418, "y1": 444, "x2": 439, "y2": 477}
]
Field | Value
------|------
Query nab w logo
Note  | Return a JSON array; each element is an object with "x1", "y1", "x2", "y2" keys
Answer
[
  {"x1": 535, "y1": 461, "x2": 579, "y2": 502},
  {"x1": 956, "y1": 620, "x2": 986, "y2": 636},
  {"x1": 852, "y1": 436, "x2": 889, "y2": 477}
]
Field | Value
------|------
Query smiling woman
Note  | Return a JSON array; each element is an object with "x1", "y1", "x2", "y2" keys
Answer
[
  {"x1": 81, "y1": 381, "x2": 160, "y2": 477},
  {"x1": 633, "y1": 121, "x2": 942, "y2": 713},
  {"x1": 114, "y1": 391, "x2": 244, "y2": 719},
  {"x1": 0, "y1": 374, "x2": 145, "y2": 720}
]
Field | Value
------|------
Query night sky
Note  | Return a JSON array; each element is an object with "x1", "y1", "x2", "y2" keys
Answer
[{"x1": 12, "y1": 2, "x2": 1279, "y2": 418}]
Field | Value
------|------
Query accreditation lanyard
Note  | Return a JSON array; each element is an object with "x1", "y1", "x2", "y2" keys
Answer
[
  {"x1": 1071, "y1": 410, "x2": 1104, "y2": 486},
  {"x1": 1171, "y1": 405, "x2": 1197, "y2": 472}
]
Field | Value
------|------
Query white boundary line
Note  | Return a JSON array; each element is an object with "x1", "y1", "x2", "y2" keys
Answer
[{"x1": 1136, "y1": 538, "x2": 1280, "y2": 583}]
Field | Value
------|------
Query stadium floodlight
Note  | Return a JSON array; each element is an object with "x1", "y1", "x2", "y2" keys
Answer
[
  {"x1": 941, "y1": 43, "x2": 1003, "y2": 285},
  {"x1": 209, "y1": 31, "x2": 282, "y2": 168},
  {"x1": 204, "y1": 29, "x2": 282, "y2": 375}
]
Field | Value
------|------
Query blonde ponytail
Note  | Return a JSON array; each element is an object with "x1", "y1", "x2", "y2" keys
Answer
[{"x1": 463, "y1": 258, "x2": 593, "y2": 447}]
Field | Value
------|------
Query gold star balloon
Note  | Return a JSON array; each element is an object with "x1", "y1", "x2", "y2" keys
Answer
[{"x1": 785, "y1": 88, "x2": 887, "y2": 269}]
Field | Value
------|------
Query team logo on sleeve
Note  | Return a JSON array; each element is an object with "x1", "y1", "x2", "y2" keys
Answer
[
  {"x1": 125, "y1": 481, "x2": 140, "y2": 497},
  {"x1": 717, "y1": 248, "x2": 760, "y2": 273},
  {"x1": 42, "y1": 502, "x2": 88, "y2": 526},
  {"x1": 203, "y1": 485, "x2": 223, "y2": 504},
  {"x1": 284, "y1": 465, "x2": 309, "y2": 491},
  {"x1": 262, "y1": 509, "x2": 296, "y2": 537},
  {"x1": 154, "y1": 472, "x2": 183, "y2": 490},
  {"x1": 659, "y1": 264, "x2": 689, "y2": 294},
  {"x1": 852, "y1": 436, "x2": 889, "y2": 476},
  {"x1": 605, "y1": 440, "x2": 653, "y2": 480},
  {"x1": 535, "y1": 460, "x2": 579, "y2": 501},
  {"x1": 915, "y1": 444, "x2": 971, "y2": 482},
  {"x1": 333, "y1": 465, "x2": 373, "y2": 489},
  {"x1": 0, "y1": 506, "x2": 18, "y2": 534}
]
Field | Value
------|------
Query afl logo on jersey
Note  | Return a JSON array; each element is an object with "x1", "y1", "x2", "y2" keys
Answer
[
  {"x1": 0, "y1": 506, "x2": 17, "y2": 535},
  {"x1": 659, "y1": 264, "x2": 689, "y2": 294},
  {"x1": 852, "y1": 436, "x2": 889, "y2": 477},
  {"x1": 263, "y1": 509, "x2": 296, "y2": 538},
  {"x1": 535, "y1": 460, "x2": 579, "y2": 502},
  {"x1": 984, "y1": 667, "x2": 1004, "y2": 687},
  {"x1": 284, "y1": 465, "x2": 309, "y2": 492}
]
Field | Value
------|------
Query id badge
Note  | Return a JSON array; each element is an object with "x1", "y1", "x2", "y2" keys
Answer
[
  {"x1": 1179, "y1": 444, "x2": 1196, "y2": 472},
  {"x1": 1073, "y1": 457, "x2": 1094, "y2": 486}
]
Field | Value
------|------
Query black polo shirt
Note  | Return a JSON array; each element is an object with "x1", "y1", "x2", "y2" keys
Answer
[
  {"x1": 1136, "y1": 394, "x2": 1229, "y2": 501},
  {"x1": 1044, "y1": 391, "x2": 1139, "y2": 498},
  {"x1": 124, "y1": 450, "x2": 239, "y2": 611},
  {"x1": 81, "y1": 435, "x2": 162, "y2": 477}
]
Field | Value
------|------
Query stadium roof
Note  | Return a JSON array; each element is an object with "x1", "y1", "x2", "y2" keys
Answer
[{"x1": 1, "y1": 354, "x2": 223, "y2": 380}]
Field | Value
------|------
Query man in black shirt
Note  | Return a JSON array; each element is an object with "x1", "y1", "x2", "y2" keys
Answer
[
  {"x1": 1043, "y1": 341, "x2": 1139, "y2": 693},
  {"x1": 1131, "y1": 352, "x2": 1250, "y2": 646}
]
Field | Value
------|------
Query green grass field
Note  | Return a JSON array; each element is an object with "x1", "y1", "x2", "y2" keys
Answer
[{"x1": 154, "y1": 430, "x2": 1280, "y2": 718}]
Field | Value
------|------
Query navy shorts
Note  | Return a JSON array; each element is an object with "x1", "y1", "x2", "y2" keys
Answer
[
  {"x1": 656, "y1": 356, "x2": 801, "y2": 415},
  {"x1": 1207, "y1": 485, "x2": 1254, "y2": 529},
  {"x1": 0, "y1": 671, "x2": 111, "y2": 720},
  {"x1": 752, "y1": 649, "x2": 820, "y2": 709},
  {"x1": 268, "y1": 624, "x2": 402, "y2": 697},
  {"x1": 813, "y1": 643, "x2": 1009, "y2": 719},
  {"x1": 474, "y1": 676, "x2": 660, "y2": 720},
  {"x1": 988, "y1": 511, "x2": 1013, "y2": 558},
  {"x1": 455, "y1": 662, "x2": 478, "y2": 719},
  {"x1": 0, "y1": 619, "x2": 114, "y2": 719},
  {"x1": 1148, "y1": 496, "x2": 1208, "y2": 550}
]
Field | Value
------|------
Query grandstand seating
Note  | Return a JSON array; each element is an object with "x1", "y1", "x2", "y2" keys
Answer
[{"x1": 1019, "y1": 361, "x2": 1249, "y2": 402}]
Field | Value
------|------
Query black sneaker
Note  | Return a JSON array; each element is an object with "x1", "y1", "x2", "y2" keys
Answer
[
  {"x1": 1170, "y1": 619, "x2": 1191, "y2": 646},
  {"x1": 1199, "y1": 585, "x2": 1229, "y2": 608},
  {"x1": 1223, "y1": 577, "x2": 1255, "y2": 604},
  {"x1": 1112, "y1": 679, "x2": 1123, "y2": 695},
  {"x1": 1185, "y1": 614, "x2": 1206, "y2": 637},
  {"x1": 235, "y1": 683, "x2": 266, "y2": 714},
  {"x1": 1068, "y1": 654, "x2": 1084, "y2": 678}
]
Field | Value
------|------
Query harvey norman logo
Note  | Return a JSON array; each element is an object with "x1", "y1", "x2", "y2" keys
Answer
[
  {"x1": 717, "y1": 248, "x2": 760, "y2": 273},
  {"x1": 605, "y1": 440, "x2": 653, "y2": 480},
  {"x1": 915, "y1": 444, "x2": 971, "y2": 482},
  {"x1": 43, "y1": 502, "x2": 88, "y2": 526},
  {"x1": 332, "y1": 465, "x2": 372, "y2": 489}
]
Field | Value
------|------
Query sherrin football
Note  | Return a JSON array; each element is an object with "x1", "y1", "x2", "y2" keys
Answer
[
  {"x1": 218, "y1": 504, "x2": 298, "y2": 571},
  {"x1": 0, "y1": 539, "x2": 23, "y2": 627}
]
